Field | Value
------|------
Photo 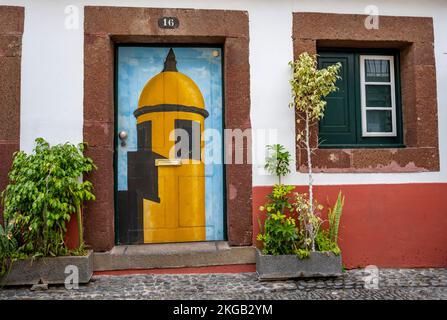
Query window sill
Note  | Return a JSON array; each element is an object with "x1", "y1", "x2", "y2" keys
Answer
[{"x1": 296, "y1": 146, "x2": 439, "y2": 173}]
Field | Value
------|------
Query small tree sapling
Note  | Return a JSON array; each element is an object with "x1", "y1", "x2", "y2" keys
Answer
[{"x1": 289, "y1": 53, "x2": 341, "y2": 251}]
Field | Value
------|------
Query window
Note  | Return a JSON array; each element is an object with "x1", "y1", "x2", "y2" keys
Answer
[
  {"x1": 318, "y1": 50, "x2": 403, "y2": 148},
  {"x1": 360, "y1": 56, "x2": 396, "y2": 137}
]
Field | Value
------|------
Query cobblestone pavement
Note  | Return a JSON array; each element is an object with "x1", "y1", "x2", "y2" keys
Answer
[{"x1": 1, "y1": 269, "x2": 447, "y2": 300}]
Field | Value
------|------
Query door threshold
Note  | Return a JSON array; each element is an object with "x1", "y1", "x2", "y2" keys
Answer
[{"x1": 93, "y1": 241, "x2": 255, "y2": 272}]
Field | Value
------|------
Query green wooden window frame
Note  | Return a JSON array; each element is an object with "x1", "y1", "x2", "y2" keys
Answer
[{"x1": 318, "y1": 49, "x2": 404, "y2": 148}]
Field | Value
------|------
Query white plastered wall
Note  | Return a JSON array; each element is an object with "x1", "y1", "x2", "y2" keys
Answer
[{"x1": 0, "y1": 0, "x2": 445, "y2": 186}]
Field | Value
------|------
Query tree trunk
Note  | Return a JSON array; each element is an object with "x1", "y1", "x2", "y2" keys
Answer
[
  {"x1": 76, "y1": 202, "x2": 84, "y2": 249},
  {"x1": 305, "y1": 111, "x2": 315, "y2": 251}
]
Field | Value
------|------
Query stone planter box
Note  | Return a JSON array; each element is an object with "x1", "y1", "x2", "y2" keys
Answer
[
  {"x1": 256, "y1": 249, "x2": 342, "y2": 280},
  {"x1": 0, "y1": 250, "x2": 93, "y2": 286}
]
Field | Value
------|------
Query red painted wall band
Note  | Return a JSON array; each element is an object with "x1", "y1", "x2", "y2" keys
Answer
[{"x1": 253, "y1": 183, "x2": 447, "y2": 268}]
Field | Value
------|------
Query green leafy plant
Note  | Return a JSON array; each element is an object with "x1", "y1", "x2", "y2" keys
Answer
[
  {"x1": 292, "y1": 192, "x2": 323, "y2": 255},
  {"x1": 289, "y1": 53, "x2": 341, "y2": 251},
  {"x1": 328, "y1": 191, "x2": 344, "y2": 244},
  {"x1": 0, "y1": 138, "x2": 96, "y2": 268},
  {"x1": 257, "y1": 145, "x2": 345, "y2": 260},
  {"x1": 295, "y1": 248, "x2": 311, "y2": 260},
  {"x1": 257, "y1": 207, "x2": 299, "y2": 256},
  {"x1": 263, "y1": 184, "x2": 294, "y2": 215},
  {"x1": 315, "y1": 230, "x2": 341, "y2": 255},
  {"x1": 257, "y1": 184, "x2": 297, "y2": 255},
  {"x1": 264, "y1": 144, "x2": 291, "y2": 185},
  {"x1": 258, "y1": 144, "x2": 296, "y2": 255},
  {"x1": 0, "y1": 222, "x2": 18, "y2": 275}
]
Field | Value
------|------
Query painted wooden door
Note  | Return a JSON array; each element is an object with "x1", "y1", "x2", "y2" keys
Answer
[{"x1": 116, "y1": 47, "x2": 224, "y2": 244}]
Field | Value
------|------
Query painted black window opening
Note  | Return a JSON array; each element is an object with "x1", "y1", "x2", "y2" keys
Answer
[
  {"x1": 137, "y1": 121, "x2": 152, "y2": 150},
  {"x1": 174, "y1": 119, "x2": 201, "y2": 160},
  {"x1": 318, "y1": 50, "x2": 403, "y2": 148}
]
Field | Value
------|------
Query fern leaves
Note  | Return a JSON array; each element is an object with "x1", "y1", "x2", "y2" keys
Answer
[{"x1": 328, "y1": 191, "x2": 344, "y2": 244}]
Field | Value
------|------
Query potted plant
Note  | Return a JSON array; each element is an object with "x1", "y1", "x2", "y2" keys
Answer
[
  {"x1": 256, "y1": 53, "x2": 344, "y2": 280},
  {"x1": 0, "y1": 138, "x2": 96, "y2": 286}
]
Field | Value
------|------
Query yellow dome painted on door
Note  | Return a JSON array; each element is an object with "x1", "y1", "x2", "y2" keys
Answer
[{"x1": 137, "y1": 49, "x2": 205, "y2": 109}]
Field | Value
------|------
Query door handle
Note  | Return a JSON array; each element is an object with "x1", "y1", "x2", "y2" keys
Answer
[
  {"x1": 118, "y1": 131, "x2": 128, "y2": 147},
  {"x1": 155, "y1": 159, "x2": 182, "y2": 166}
]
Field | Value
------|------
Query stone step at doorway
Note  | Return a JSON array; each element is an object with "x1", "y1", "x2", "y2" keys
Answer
[{"x1": 93, "y1": 241, "x2": 255, "y2": 272}]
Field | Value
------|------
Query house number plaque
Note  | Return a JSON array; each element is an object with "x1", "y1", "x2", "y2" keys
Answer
[{"x1": 158, "y1": 17, "x2": 180, "y2": 29}]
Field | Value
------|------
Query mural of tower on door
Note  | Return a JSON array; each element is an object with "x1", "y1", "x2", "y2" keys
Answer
[
  {"x1": 115, "y1": 46, "x2": 224, "y2": 244},
  {"x1": 116, "y1": 47, "x2": 224, "y2": 244}
]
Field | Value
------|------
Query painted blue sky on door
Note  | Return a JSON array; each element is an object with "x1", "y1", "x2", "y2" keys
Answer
[{"x1": 117, "y1": 47, "x2": 224, "y2": 241}]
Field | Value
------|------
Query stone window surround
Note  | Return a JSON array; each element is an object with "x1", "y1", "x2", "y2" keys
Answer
[
  {"x1": 293, "y1": 12, "x2": 439, "y2": 173},
  {"x1": 84, "y1": 6, "x2": 252, "y2": 251},
  {"x1": 0, "y1": 6, "x2": 23, "y2": 224}
]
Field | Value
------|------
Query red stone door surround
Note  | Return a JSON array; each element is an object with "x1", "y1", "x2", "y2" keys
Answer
[
  {"x1": 83, "y1": 6, "x2": 252, "y2": 251},
  {"x1": 0, "y1": 6, "x2": 24, "y2": 224}
]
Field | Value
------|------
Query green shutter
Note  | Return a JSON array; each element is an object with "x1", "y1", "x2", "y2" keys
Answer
[{"x1": 318, "y1": 53, "x2": 357, "y2": 147}]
